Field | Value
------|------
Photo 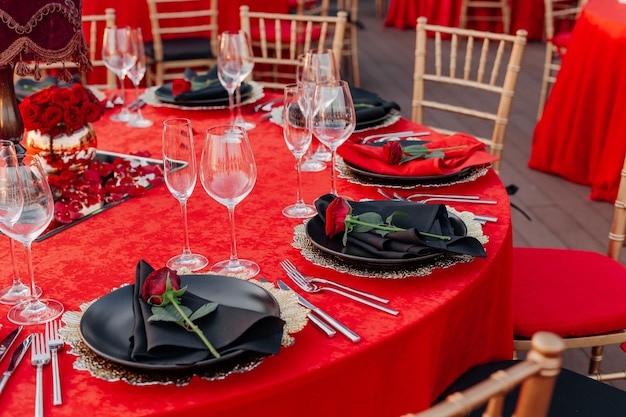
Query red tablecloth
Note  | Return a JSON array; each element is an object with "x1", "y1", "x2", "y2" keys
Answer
[
  {"x1": 529, "y1": 0, "x2": 626, "y2": 203},
  {"x1": 0, "y1": 91, "x2": 512, "y2": 417},
  {"x1": 383, "y1": 0, "x2": 545, "y2": 40}
]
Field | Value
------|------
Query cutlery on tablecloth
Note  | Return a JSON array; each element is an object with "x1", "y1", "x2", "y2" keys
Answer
[
  {"x1": 104, "y1": 94, "x2": 117, "y2": 109},
  {"x1": 46, "y1": 320, "x2": 64, "y2": 405},
  {"x1": 0, "y1": 334, "x2": 32, "y2": 396},
  {"x1": 280, "y1": 259, "x2": 389, "y2": 304},
  {"x1": 253, "y1": 98, "x2": 282, "y2": 113},
  {"x1": 32, "y1": 333, "x2": 50, "y2": 417},
  {"x1": 259, "y1": 278, "x2": 336, "y2": 338},
  {"x1": 277, "y1": 280, "x2": 360, "y2": 343},
  {"x1": 281, "y1": 262, "x2": 400, "y2": 316},
  {"x1": 0, "y1": 326, "x2": 22, "y2": 363}
]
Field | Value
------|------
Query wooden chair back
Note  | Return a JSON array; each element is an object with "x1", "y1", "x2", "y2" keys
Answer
[
  {"x1": 296, "y1": 0, "x2": 361, "y2": 86},
  {"x1": 412, "y1": 17, "x2": 527, "y2": 174},
  {"x1": 404, "y1": 332, "x2": 565, "y2": 417},
  {"x1": 145, "y1": 0, "x2": 218, "y2": 86},
  {"x1": 239, "y1": 5, "x2": 347, "y2": 91},
  {"x1": 537, "y1": 0, "x2": 586, "y2": 120},
  {"x1": 459, "y1": 0, "x2": 511, "y2": 34},
  {"x1": 36, "y1": 8, "x2": 117, "y2": 90}
]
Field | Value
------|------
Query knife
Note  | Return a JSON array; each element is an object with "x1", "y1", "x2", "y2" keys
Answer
[
  {"x1": 277, "y1": 280, "x2": 361, "y2": 343},
  {"x1": 0, "y1": 334, "x2": 33, "y2": 396},
  {"x1": 0, "y1": 327, "x2": 22, "y2": 363},
  {"x1": 260, "y1": 278, "x2": 337, "y2": 338}
]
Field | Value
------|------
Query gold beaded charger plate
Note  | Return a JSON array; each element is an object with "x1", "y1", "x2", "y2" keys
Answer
[
  {"x1": 141, "y1": 81, "x2": 263, "y2": 110},
  {"x1": 80, "y1": 274, "x2": 280, "y2": 371}
]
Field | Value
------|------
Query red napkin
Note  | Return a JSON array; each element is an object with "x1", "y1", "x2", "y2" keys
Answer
[{"x1": 338, "y1": 133, "x2": 498, "y2": 177}]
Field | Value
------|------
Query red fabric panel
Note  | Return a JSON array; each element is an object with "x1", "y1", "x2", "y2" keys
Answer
[
  {"x1": 513, "y1": 247, "x2": 626, "y2": 338},
  {"x1": 0, "y1": 91, "x2": 512, "y2": 417},
  {"x1": 383, "y1": 0, "x2": 544, "y2": 40},
  {"x1": 530, "y1": 1, "x2": 626, "y2": 203}
]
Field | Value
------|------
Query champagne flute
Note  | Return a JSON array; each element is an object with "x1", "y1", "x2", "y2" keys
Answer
[
  {"x1": 102, "y1": 27, "x2": 138, "y2": 123},
  {"x1": 282, "y1": 84, "x2": 316, "y2": 218},
  {"x1": 217, "y1": 31, "x2": 243, "y2": 127},
  {"x1": 0, "y1": 156, "x2": 64, "y2": 325},
  {"x1": 232, "y1": 31, "x2": 256, "y2": 131},
  {"x1": 296, "y1": 54, "x2": 326, "y2": 173},
  {"x1": 200, "y1": 125, "x2": 259, "y2": 278},
  {"x1": 311, "y1": 80, "x2": 356, "y2": 196},
  {"x1": 162, "y1": 118, "x2": 208, "y2": 272},
  {"x1": 127, "y1": 27, "x2": 153, "y2": 128}
]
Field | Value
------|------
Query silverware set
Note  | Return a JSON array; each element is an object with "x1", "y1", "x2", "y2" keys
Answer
[
  {"x1": 377, "y1": 188, "x2": 498, "y2": 224},
  {"x1": 361, "y1": 130, "x2": 431, "y2": 143},
  {"x1": 278, "y1": 260, "x2": 400, "y2": 342}
]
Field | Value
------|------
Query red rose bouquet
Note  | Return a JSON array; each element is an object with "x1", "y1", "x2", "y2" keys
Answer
[{"x1": 19, "y1": 84, "x2": 104, "y2": 138}]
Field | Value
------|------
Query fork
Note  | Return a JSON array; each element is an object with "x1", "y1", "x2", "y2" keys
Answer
[
  {"x1": 280, "y1": 262, "x2": 400, "y2": 316},
  {"x1": 280, "y1": 260, "x2": 389, "y2": 304},
  {"x1": 31, "y1": 333, "x2": 50, "y2": 417},
  {"x1": 361, "y1": 131, "x2": 431, "y2": 143},
  {"x1": 46, "y1": 320, "x2": 63, "y2": 405}
]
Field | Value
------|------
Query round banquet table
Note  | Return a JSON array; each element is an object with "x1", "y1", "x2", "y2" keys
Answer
[
  {"x1": 383, "y1": 0, "x2": 545, "y2": 40},
  {"x1": 0, "y1": 90, "x2": 512, "y2": 417},
  {"x1": 529, "y1": 0, "x2": 626, "y2": 203}
]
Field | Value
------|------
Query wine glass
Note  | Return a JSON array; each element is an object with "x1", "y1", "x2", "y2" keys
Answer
[
  {"x1": 232, "y1": 31, "x2": 256, "y2": 131},
  {"x1": 217, "y1": 31, "x2": 244, "y2": 127},
  {"x1": 282, "y1": 84, "x2": 316, "y2": 218},
  {"x1": 127, "y1": 27, "x2": 153, "y2": 128},
  {"x1": 0, "y1": 140, "x2": 39, "y2": 305},
  {"x1": 200, "y1": 125, "x2": 259, "y2": 279},
  {"x1": 311, "y1": 80, "x2": 356, "y2": 196},
  {"x1": 0, "y1": 156, "x2": 64, "y2": 325},
  {"x1": 300, "y1": 49, "x2": 340, "y2": 164},
  {"x1": 102, "y1": 26, "x2": 138, "y2": 123},
  {"x1": 162, "y1": 118, "x2": 208, "y2": 272}
]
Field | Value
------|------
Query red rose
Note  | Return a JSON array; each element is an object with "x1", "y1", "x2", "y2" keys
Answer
[
  {"x1": 141, "y1": 267, "x2": 181, "y2": 306},
  {"x1": 172, "y1": 78, "x2": 191, "y2": 96},
  {"x1": 81, "y1": 101, "x2": 104, "y2": 123},
  {"x1": 63, "y1": 107, "x2": 85, "y2": 132},
  {"x1": 41, "y1": 105, "x2": 64, "y2": 131},
  {"x1": 71, "y1": 83, "x2": 89, "y2": 102},
  {"x1": 51, "y1": 86, "x2": 79, "y2": 108},
  {"x1": 20, "y1": 101, "x2": 43, "y2": 130},
  {"x1": 325, "y1": 197, "x2": 352, "y2": 238},
  {"x1": 383, "y1": 141, "x2": 404, "y2": 165},
  {"x1": 30, "y1": 86, "x2": 57, "y2": 105}
]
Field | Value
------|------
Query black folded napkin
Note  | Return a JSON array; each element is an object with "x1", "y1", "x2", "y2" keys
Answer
[
  {"x1": 350, "y1": 87, "x2": 401, "y2": 129},
  {"x1": 154, "y1": 66, "x2": 253, "y2": 104},
  {"x1": 130, "y1": 260, "x2": 285, "y2": 365},
  {"x1": 15, "y1": 75, "x2": 80, "y2": 102},
  {"x1": 315, "y1": 194, "x2": 486, "y2": 259}
]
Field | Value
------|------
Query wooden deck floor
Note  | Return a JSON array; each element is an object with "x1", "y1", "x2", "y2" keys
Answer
[{"x1": 355, "y1": 0, "x2": 626, "y2": 390}]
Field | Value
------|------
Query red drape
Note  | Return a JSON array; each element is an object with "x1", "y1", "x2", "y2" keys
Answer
[{"x1": 529, "y1": 0, "x2": 626, "y2": 203}]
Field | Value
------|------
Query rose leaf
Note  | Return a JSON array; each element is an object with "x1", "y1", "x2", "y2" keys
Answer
[{"x1": 189, "y1": 302, "x2": 219, "y2": 321}]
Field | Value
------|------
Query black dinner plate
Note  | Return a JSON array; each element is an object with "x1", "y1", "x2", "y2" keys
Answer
[
  {"x1": 344, "y1": 160, "x2": 476, "y2": 185},
  {"x1": 355, "y1": 109, "x2": 399, "y2": 131},
  {"x1": 80, "y1": 274, "x2": 280, "y2": 371},
  {"x1": 305, "y1": 211, "x2": 467, "y2": 267},
  {"x1": 154, "y1": 82, "x2": 252, "y2": 107}
]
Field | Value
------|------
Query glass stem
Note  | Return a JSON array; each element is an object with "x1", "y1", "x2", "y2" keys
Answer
[
  {"x1": 295, "y1": 155, "x2": 305, "y2": 206},
  {"x1": 23, "y1": 242, "x2": 42, "y2": 311},
  {"x1": 8, "y1": 238, "x2": 21, "y2": 285},
  {"x1": 119, "y1": 75, "x2": 130, "y2": 118},
  {"x1": 330, "y1": 149, "x2": 338, "y2": 196},
  {"x1": 133, "y1": 83, "x2": 144, "y2": 121},
  {"x1": 235, "y1": 85, "x2": 244, "y2": 124},
  {"x1": 227, "y1": 206, "x2": 240, "y2": 266},
  {"x1": 227, "y1": 89, "x2": 235, "y2": 126},
  {"x1": 180, "y1": 200, "x2": 193, "y2": 257}
]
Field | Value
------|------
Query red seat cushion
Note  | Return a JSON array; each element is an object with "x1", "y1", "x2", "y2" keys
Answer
[{"x1": 513, "y1": 247, "x2": 626, "y2": 338}]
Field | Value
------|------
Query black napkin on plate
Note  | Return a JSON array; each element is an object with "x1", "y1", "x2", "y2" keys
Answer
[
  {"x1": 350, "y1": 87, "x2": 400, "y2": 129},
  {"x1": 130, "y1": 260, "x2": 285, "y2": 365},
  {"x1": 315, "y1": 194, "x2": 486, "y2": 259},
  {"x1": 154, "y1": 67, "x2": 253, "y2": 104},
  {"x1": 14, "y1": 75, "x2": 80, "y2": 102}
]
